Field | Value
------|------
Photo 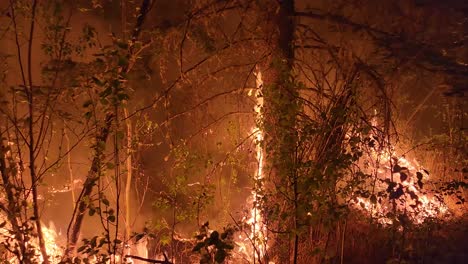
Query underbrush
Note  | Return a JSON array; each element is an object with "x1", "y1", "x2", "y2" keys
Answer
[{"x1": 341, "y1": 213, "x2": 468, "y2": 264}]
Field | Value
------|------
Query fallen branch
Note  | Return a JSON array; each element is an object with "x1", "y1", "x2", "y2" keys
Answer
[{"x1": 125, "y1": 253, "x2": 173, "y2": 264}]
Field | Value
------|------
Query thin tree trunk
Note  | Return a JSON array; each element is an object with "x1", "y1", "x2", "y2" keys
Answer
[
  {"x1": 65, "y1": 0, "x2": 152, "y2": 255},
  {"x1": 121, "y1": 0, "x2": 134, "y2": 243},
  {"x1": 293, "y1": 173, "x2": 299, "y2": 264},
  {"x1": 262, "y1": 0, "x2": 297, "y2": 262},
  {"x1": 124, "y1": 108, "x2": 133, "y2": 241},
  {"x1": 64, "y1": 128, "x2": 76, "y2": 205},
  {"x1": 26, "y1": 0, "x2": 49, "y2": 262},
  {"x1": 0, "y1": 144, "x2": 29, "y2": 263},
  {"x1": 66, "y1": 113, "x2": 113, "y2": 255},
  {"x1": 7, "y1": 1, "x2": 42, "y2": 262}
]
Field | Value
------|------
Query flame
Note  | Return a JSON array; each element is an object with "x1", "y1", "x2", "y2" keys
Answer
[
  {"x1": 0, "y1": 221, "x2": 63, "y2": 263},
  {"x1": 236, "y1": 83, "x2": 449, "y2": 263},
  {"x1": 1, "y1": 220, "x2": 149, "y2": 263},
  {"x1": 236, "y1": 67, "x2": 269, "y2": 262},
  {"x1": 353, "y1": 142, "x2": 448, "y2": 225},
  {"x1": 41, "y1": 223, "x2": 63, "y2": 263}
]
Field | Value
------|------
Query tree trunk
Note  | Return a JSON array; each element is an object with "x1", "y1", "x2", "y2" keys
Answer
[
  {"x1": 65, "y1": 0, "x2": 152, "y2": 255},
  {"x1": 66, "y1": 114, "x2": 114, "y2": 255},
  {"x1": 26, "y1": 0, "x2": 49, "y2": 262},
  {"x1": 261, "y1": 0, "x2": 298, "y2": 262}
]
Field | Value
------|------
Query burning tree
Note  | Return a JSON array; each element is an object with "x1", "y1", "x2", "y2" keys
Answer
[{"x1": 0, "y1": 0, "x2": 466, "y2": 264}]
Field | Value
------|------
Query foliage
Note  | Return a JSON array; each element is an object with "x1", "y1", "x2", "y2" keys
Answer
[
  {"x1": 0, "y1": 0, "x2": 466, "y2": 263},
  {"x1": 192, "y1": 222, "x2": 236, "y2": 264}
]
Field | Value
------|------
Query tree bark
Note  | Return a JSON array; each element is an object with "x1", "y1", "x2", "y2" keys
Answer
[
  {"x1": 66, "y1": 114, "x2": 114, "y2": 255},
  {"x1": 261, "y1": 0, "x2": 297, "y2": 262}
]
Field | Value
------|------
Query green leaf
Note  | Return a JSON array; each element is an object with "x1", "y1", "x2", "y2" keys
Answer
[
  {"x1": 408, "y1": 190, "x2": 418, "y2": 201},
  {"x1": 214, "y1": 249, "x2": 227, "y2": 263},
  {"x1": 99, "y1": 238, "x2": 107, "y2": 247},
  {"x1": 106, "y1": 162, "x2": 115, "y2": 169},
  {"x1": 118, "y1": 56, "x2": 128, "y2": 67},
  {"x1": 116, "y1": 130, "x2": 125, "y2": 140},
  {"x1": 400, "y1": 172, "x2": 408, "y2": 182},
  {"x1": 100, "y1": 98, "x2": 109, "y2": 105},
  {"x1": 386, "y1": 181, "x2": 397, "y2": 193},
  {"x1": 99, "y1": 87, "x2": 112, "y2": 98},
  {"x1": 193, "y1": 242, "x2": 205, "y2": 252},
  {"x1": 390, "y1": 185, "x2": 404, "y2": 199},
  {"x1": 82, "y1": 100, "x2": 93, "y2": 108},
  {"x1": 417, "y1": 180, "x2": 423, "y2": 189},
  {"x1": 117, "y1": 93, "x2": 130, "y2": 101},
  {"x1": 135, "y1": 233, "x2": 145, "y2": 242},
  {"x1": 392, "y1": 164, "x2": 402, "y2": 173},
  {"x1": 416, "y1": 172, "x2": 423, "y2": 181},
  {"x1": 77, "y1": 245, "x2": 87, "y2": 253},
  {"x1": 92, "y1": 76, "x2": 104, "y2": 86},
  {"x1": 209, "y1": 231, "x2": 219, "y2": 241},
  {"x1": 116, "y1": 41, "x2": 128, "y2": 49},
  {"x1": 90, "y1": 236, "x2": 97, "y2": 247}
]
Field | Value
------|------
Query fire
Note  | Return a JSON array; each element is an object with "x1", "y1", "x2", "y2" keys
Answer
[
  {"x1": 41, "y1": 223, "x2": 63, "y2": 263},
  {"x1": 0, "y1": 221, "x2": 62, "y2": 263},
  {"x1": 236, "y1": 67, "x2": 268, "y2": 262},
  {"x1": 1, "y1": 221, "x2": 149, "y2": 263},
  {"x1": 236, "y1": 78, "x2": 450, "y2": 262},
  {"x1": 353, "y1": 146, "x2": 449, "y2": 225}
]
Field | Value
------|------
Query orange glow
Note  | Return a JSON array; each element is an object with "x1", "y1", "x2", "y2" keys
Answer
[
  {"x1": 41, "y1": 224, "x2": 63, "y2": 263},
  {"x1": 236, "y1": 67, "x2": 268, "y2": 262},
  {"x1": 353, "y1": 146, "x2": 449, "y2": 225},
  {"x1": 0, "y1": 222, "x2": 62, "y2": 263}
]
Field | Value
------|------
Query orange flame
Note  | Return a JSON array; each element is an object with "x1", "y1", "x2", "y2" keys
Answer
[
  {"x1": 236, "y1": 67, "x2": 268, "y2": 262},
  {"x1": 353, "y1": 144, "x2": 448, "y2": 225}
]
